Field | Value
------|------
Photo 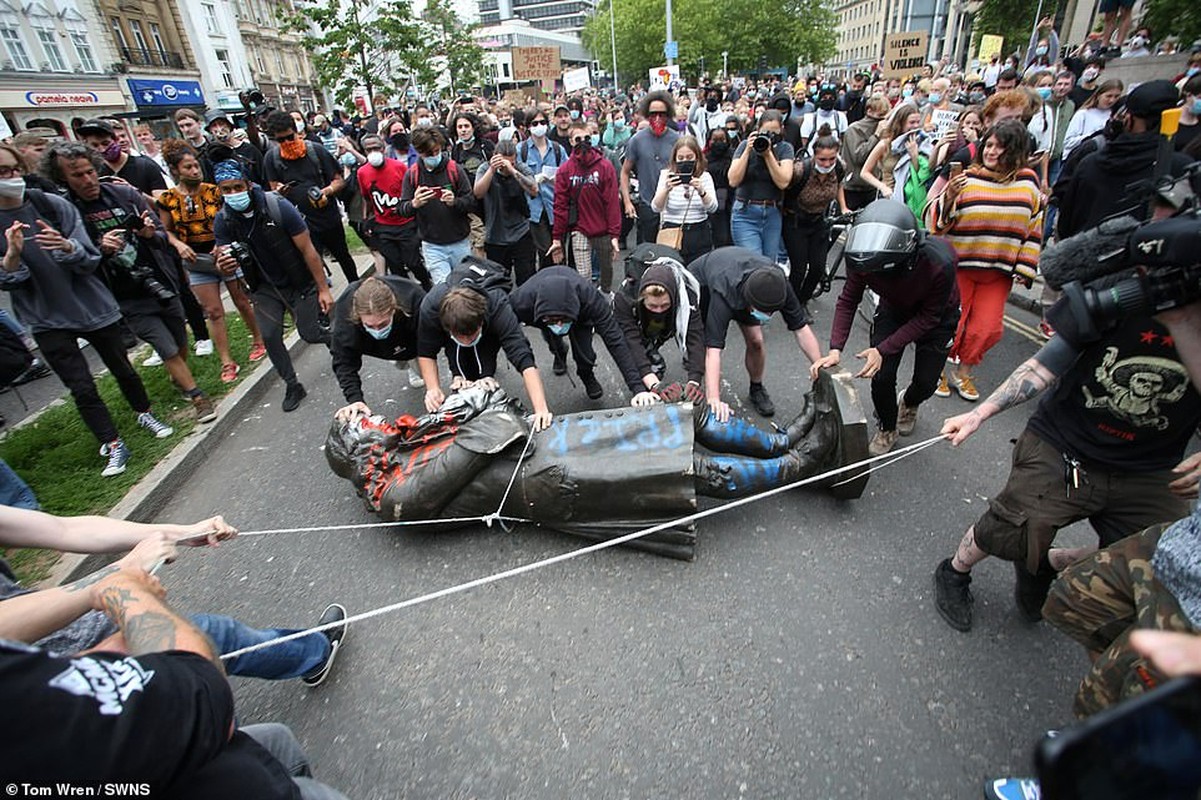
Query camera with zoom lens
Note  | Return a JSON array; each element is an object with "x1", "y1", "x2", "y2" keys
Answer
[
  {"x1": 239, "y1": 88, "x2": 266, "y2": 111},
  {"x1": 227, "y1": 241, "x2": 256, "y2": 272},
  {"x1": 127, "y1": 262, "x2": 176, "y2": 303},
  {"x1": 307, "y1": 186, "x2": 329, "y2": 209},
  {"x1": 752, "y1": 133, "x2": 773, "y2": 153}
]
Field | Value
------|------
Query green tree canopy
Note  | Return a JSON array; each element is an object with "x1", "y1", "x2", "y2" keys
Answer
[
  {"x1": 972, "y1": 0, "x2": 1047, "y2": 62},
  {"x1": 419, "y1": 0, "x2": 487, "y2": 97},
  {"x1": 1141, "y1": 0, "x2": 1201, "y2": 55},
  {"x1": 283, "y1": 0, "x2": 426, "y2": 109},
  {"x1": 583, "y1": 0, "x2": 837, "y2": 87}
]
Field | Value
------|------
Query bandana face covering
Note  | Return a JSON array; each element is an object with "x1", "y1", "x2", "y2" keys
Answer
[{"x1": 279, "y1": 137, "x2": 307, "y2": 161}]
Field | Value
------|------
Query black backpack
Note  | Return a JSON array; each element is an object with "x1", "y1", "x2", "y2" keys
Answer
[
  {"x1": 624, "y1": 243, "x2": 684, "y2": 286},
  {"x1": 447, "y1": 255, "x2": 510, "y2": 293}
]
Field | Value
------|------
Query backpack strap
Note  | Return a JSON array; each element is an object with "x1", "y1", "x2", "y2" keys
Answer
[
  {"x1": 262, "y1": 191, "x2": 287, "y2": 227},
  {"x1": 24, "y1": 189, "x2": 63, "y2": 234}
]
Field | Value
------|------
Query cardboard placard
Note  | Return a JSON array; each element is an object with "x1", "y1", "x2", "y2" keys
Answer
[
  {"x1": 563, "y1": 66, "x2": 591, "y2": 94},
  {"x1": 503, "y1": 88, "x2": 540, "y2": 107},
  {"x1": 931, "y1": 108, "x2": 959, "y2": 138},
  {"x1": 978, "y1": 34, "x2": 1004, "y2": 63},
  {"x1": 512, "y1": 46, "x2": 561, "y2": 81},
  {"x1": 648, "y1": 65, "x2": 681, "y2": 90},
  {"x1": 881, "y1": 31, "x2": 929, "y2": 80}
]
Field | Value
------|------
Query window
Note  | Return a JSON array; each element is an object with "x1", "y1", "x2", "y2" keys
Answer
[
  {"x1": 0, "y1": 26, "x2": 32, "y2": 70},
  {"x1": 129, "y1": 20, "x2": 148, "y2": 52},
  {"x1": 110, "y1": 17, "x2": 128, "y2": 49},
  {"x1": 215, "y1": 48, "x2": 234, "y2": 87},
  {"x1": 149, "y1": 22, "x2": 165, "y2": 54},
  {"x1": 275, "y1": 50, "x2": 285, "y2": 77},
  {"x1": 203, "y1": 3, "x2": 219, "y2": 33},
  {"x1": 71, "y1": 31, "x2": 97, "y2": 71},
  {"x1": 37, "y1": 29, "x2": 67, "y2": 71},
  {"x1": 292, "y1": 54, "x2": 301, "y2": 79},
  {"x1": 255, "y1": 48, "x2": 267, "y2": 75}
]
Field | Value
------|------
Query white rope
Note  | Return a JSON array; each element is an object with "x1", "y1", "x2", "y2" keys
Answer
[
  {"x1": 482, "y1": 432, "x2": 535, "y2": 529},
  {"x1": 219, "y1": 433, "x2": 948, "y2": 662},
  {"x1": 829, "y1": 435, "x2": 947, "y2": 488},
  {"x1": 233, "y1": 517, "x2": 532, "y2": 538}
]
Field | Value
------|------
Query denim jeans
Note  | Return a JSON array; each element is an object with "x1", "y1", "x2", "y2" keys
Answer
[
  {"x1": 242, "y1": 723, "x2": 349, "y2": 800},
  {"x1": 729, "y1": 201, "x2": 782, "y2": 259},
  {"x1": 421, "y1": 238, "x2": 472, "y2": 284},
  {"x1": 0, "y1": 458, "x2": 37, "y2": 510},
  {"x1": 1044, "y1": 157, "x2": 1063, "y2": 242},
  {"x1": 191, "y1": 613, "x2": 329, "y2": 680}
]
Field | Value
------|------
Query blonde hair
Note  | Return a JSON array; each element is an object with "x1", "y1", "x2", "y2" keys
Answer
[
  {"x1": 639, "y1": 284, "x2": 670, "y2": 303},
  {"x1": 349, "y1": 277, "x2": 398, "y2": 323}
]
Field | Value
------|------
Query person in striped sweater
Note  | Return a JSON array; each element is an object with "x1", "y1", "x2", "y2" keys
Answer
[{"x1": 930, "y1": 119, "x2": 1043, "y2": 401}]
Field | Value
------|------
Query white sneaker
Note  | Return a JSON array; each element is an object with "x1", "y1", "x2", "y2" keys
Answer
[
  {"x1": 77, "y1": 337, "x2": 91, "y2": 349},
  {"x1": 194, "y1": 339, "x2": 214, "y2": 356},
  {"x1": 407, "y1": 365, "x2": 425, "y2": 388},
  {"x1": 142, "y1": 351, "x2": 163, "y2": 367}
]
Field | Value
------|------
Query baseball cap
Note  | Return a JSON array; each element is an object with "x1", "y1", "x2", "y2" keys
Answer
[
  {"x1": 77, "y1": 118, "x2": 115, "y2": 137},
  {"x1": 1124, "y1": 79, "x2": 1181, "y2": 119}
]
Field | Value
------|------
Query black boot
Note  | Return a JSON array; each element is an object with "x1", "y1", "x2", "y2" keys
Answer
[{"x1": 780, "y1": 391, "x2": 816, "y2": 447}]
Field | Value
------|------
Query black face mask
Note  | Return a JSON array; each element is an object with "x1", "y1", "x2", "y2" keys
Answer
[
  {"x1": 819, "y1": 97, "x2": 836, "y2": 111},
  {"x1": 573, "y1": 141, "x2": 591, "y2": 156},
  {"x1": 705, "y1": 98, "x2": 719, "y2": 112},
  {"x1": 710, "y1": 141, "x2": 730, "y2": 156},
  {"x1": 390, "y1": 132, "x2": 409, "y2": 151}
]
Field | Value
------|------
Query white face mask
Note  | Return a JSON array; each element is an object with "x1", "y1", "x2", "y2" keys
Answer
[
  {"x1": 415, "y1": 117, "x2": 432, "y2": 128},
  {"x1": 0, "y1": 177, "x2": 25, "y2": 202},
  {"x1": 367, "y1": 151, "x2": 385, "y2": 167},
  {"x1": 530, "y1": 124, "x2": 548, "y2": 138},
  {"x1": 1082, "y1": 68, "x2": 1100, "y2": 82},
  {"x1": 814, "y1": 162, "x2": 837, "y2": 174}
]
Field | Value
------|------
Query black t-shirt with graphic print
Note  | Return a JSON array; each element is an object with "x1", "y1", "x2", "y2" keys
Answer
[
  {"x1": 1028, "y1": 312, "x2": 1201, "y2": 471},
  {"x1": 0, "y1": 642, "x2": 298, "y2": 797}
]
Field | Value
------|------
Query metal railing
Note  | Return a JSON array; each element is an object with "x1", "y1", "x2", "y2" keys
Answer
[{"x1": 119, "y1": 47, "x2": 185, "y2": 69}]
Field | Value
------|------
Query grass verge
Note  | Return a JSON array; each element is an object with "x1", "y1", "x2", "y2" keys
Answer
[{"x1": 1, "y1": 315, "x2": 264, "y2": 585}]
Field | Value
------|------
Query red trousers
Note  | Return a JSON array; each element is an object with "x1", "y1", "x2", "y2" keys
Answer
[{"x1": 950, "y1": 269, "x2": 1013, "y2": 367}]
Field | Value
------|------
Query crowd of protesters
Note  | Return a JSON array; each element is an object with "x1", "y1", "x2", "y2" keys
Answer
[{"x1": 0, "y1": 15, "x2": 1200, "y2": 796}]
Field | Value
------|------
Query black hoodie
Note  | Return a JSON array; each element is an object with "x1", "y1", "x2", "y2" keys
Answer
[
  {"x1": 331, "y1": 275, "x2": 425, "y2": 403},
  {"x1": 509, "y1": 266, "x2": 646, "y2": 392},
  {"x1": 1058, "y1": 131, "x2": 1195, "y2": 238},
  {"x1": 416, "y1": 277, "x2": 535, "y2": 381},
  {"x1": 613, "y1": 263, "x2": 704, "y2": 384}
]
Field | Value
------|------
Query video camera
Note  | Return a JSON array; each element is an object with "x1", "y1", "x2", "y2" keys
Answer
[{"x1": 1039, "y1": 162, "x2": 1201, "y2": 341}]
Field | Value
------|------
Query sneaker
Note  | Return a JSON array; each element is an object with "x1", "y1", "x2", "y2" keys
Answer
[
  {"x1": 552, "y1": 350, "x2": 567, "y2": 376},
  {"x1": 12, "y1": 358, "x2": 52, "y2": 386},
  {"x1": 137, "y1": 411, "x2": 174, "y2": 439},
  {"x1": 868, "y1": 428, "x2": 898, "y2": 456},
  {"x1": 300, "y1": 603, "x2": 348, "y2": 687},
  {"x1": 581, "y1": 371, "x2": 604, "y2": 400},
  {"x1": 1013, "y1": 561, "x2": 1056, "y2": 623},
  {"x1": 1038, "y1": 321, "x2": 1055, "y2": 339},
  {"x1": 194, "y1": 338, "x2": 214, "y2": 356},
  {"x1": 749, "y1": 383, "x2": 775, "y2": 417},
  {"x1": 896, "y1": 391, "x2": 918, "y2": 436},
  {"x1": 192, "y1": 393, "x2": 217, "y2": 424},
  {"x1": 954, "y1": 373, "x2": 980, "y2": 402},
  {"x1": 934, "y1": 374, "x2": 951, "y2": 398},
  {"x1": 99, "y1": 438, "x2": 131, "y2": 477},
  {"x1": 248, "y1": 342, "x2": 267, "y2": 362},
  {"x1": 984, "y1": 777, "x2": 1041, "y2": 800},
  {"x1": 220, "y1": 363, "x2": 240, "y2": 384},
  {"x1": 282, "y1": 381, "x2": 306, "y2": 412},
  {"x1": 934, "y1": 558, "x2": 974, "y2": 632},
  {"x1": 407, "y1": 364, "x2": 425, "y2": 388},
  {"x1": 142, "y1": 351, "x2": 163, "y2": 367},
  {"x1": 77, "y1": 337, "x2": 91, "y2": 349}
]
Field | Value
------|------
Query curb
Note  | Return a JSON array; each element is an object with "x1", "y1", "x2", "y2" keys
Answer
[{"x1": 41, "y1": 328, "x2": 307, "y2": 589}]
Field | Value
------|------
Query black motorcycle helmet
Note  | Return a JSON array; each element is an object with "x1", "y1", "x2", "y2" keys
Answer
[{"x1": 843, "y1": 199, "x2": 921, "y2": 273}]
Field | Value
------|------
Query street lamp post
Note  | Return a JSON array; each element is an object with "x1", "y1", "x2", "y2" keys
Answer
[
  {"x1": 609, "y1": 0, "x2": 618, "y2": 89},
  {"x1": 722, "y1": 50, "x2": 728, "y2": 77},
  {"x1": 665, "y1": 0, "x2": 674, "y2": 66}
]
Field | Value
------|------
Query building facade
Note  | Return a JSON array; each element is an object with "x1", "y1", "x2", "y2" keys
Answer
[
  {"x1": 0, "y1": 0, "x2": 125, "y2": 136},
  {"x1": 478, "y1": 0, "x2": 594, "y2": 36},
  {"x1": 833, "y1": 0, "x2": 887, "y2": 75},
  {"x1": 231, "y1": 0, "x2": 319, "y2": 113},
  {"x1": 476, "y1": 19, "x2": 592, "y2": 93},
  {"x1": 177, "y1": 0, "x2": 256, "y2": 111}
]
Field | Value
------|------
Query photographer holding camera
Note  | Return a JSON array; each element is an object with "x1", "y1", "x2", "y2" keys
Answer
[
  {"x1": 213, "y1": 160, "x2": 333, "y2": 413},
  {"x1": 727, "y1": 109, "x2": 795, "y2": 259},
  {"x1": 47, "y1": 143, "x2": 218, "y2": 429}
]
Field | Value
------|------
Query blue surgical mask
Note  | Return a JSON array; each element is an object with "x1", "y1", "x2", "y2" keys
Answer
[
  {"x1": 1189, "y1": 67, "x2": 1201, "y2": 78},
  {"x1": 901, "y1": 87, "x2": 914, "y2": 98},
  {"x1": 1037, "y1": 87, "x2": 1053, "y2": 100},
  {"x1": 547, "y1": 321, "x2": 572, "y2": 335},
  {"x1": 458, "y1": 329, "x2": 483, "y2": 348},
  {"x1": 1035, "y1": 45, "x2": 1048, "y2": 56},
  {"x1": 224, "y1": 190, "x2": 251, "y2": 211},
  {"x1": 613, "y1": 119, "x2": 626, "y2": 130},
  {"x1": 569, "y1": 110, "x2": 580, "y2": 120},
  {"x1": 749, "y1": 309, "x2": 771, "y2": 324},
  {"x1": 1192, "y1": 98, "x2": 1201, "y2": 115},
  {"x1": 340, "y1": 153, "x2": 358, "y2": 167},
  {"x1": 928, "y1": 92, "x2": 942, "y2": 105},
  {"x1": 422, "y1": 154, "x2": 443, "y2": 170},
  {"x1": 590, "y1": 134, "x2": 600, "y2": 146},
  {"x1": 364, "y1": 322, "x2": 393, "y2": 340}
]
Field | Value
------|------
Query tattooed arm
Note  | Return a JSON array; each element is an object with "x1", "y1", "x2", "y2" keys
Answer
[
  {"x1": 90, "y1": 566, "x2": 222, "y2": 669},
  {"x1": 941, "y1": 336, "x2": 1080, "y2": 446},
  {"x1": 0, "y1": 505, "x2": 236, "y2": 552},
  {"x1": 0, "y1": 534, "x2": 176, "y2": 644}
]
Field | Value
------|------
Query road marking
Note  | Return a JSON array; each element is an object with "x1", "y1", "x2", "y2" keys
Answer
[{"x1": 1003, "y1": 315, "x2": 1045, "y2": 345}]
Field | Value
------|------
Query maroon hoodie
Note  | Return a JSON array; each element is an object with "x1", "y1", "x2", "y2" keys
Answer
[{"x1": 551, "y1": 145, "x2": 621, "y2": 240}]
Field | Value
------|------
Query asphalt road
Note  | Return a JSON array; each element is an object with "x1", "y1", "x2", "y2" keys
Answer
[{"x1": 155, "y1": 282, "x2": 1092, "y2": 799}]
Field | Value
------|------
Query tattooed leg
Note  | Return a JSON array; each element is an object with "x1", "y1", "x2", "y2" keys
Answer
[{"x1": 952, "y1": 526, "x2": 989, "y2": 573}]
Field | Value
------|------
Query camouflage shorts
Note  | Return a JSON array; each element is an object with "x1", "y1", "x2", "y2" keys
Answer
[{"x1": 1043, "y1": 521, "x2": 1196, "y2": 718}]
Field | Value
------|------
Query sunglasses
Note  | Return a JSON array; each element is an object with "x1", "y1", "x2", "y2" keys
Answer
[{"x1": 647, "y1": 111, "x2": 669, "y2": 118}]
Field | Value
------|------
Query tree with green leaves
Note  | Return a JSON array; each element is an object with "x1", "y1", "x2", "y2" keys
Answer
[
  {"x1": 972, "y1": 0, "x2": 1047, "y2": 62},
  {"x1": 583, "y1": 0, "x2": 837, "y2": 86},
  {"x1": 283, "y1": 0, "x2": 426, "y2": 109},
  {"x1": 1140, "y1": 0, "x2": 1201, "y2": 55},
  {"x1": 420, "y1": 0, "x2": 487, "y2": 98}
]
